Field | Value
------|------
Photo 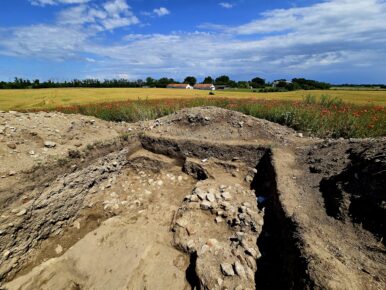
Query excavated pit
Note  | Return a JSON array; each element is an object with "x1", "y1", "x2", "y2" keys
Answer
[{"x1": 0, "y1": 107, "x2": 385, "y2": 290}]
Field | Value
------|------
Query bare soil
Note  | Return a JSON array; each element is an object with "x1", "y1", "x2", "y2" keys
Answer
[{"x1": 0, "y1": 107, "x2": 385, "y2": 290}]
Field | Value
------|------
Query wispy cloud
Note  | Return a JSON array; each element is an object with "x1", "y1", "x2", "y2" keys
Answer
[
  {"x1": 153, "y1": 7, "x2": 170, "y2": 17},
  {"x1": 0, "y1": 24, "x2": 88, "y2": 60},
  {"x1": 30, "y1": 0, "x2": 90, "y2": 6},
  {"x1": 219, "y1": 2, "x2": 233, "y2": 9}
]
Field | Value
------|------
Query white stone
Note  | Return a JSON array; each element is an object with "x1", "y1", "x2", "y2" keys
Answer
[
  {"x1": 3, "y1": 250, "x2": 11, "y2": 259},
  {"x1": 197, "y1": 192, "x2": 207, "y2": 201},
  {"x1": 190, "y1": 195, "x2": 199, "y2": 202},
  {"x1": 200, "y1": 201, "x2": 212, "y2": 210},
  {"x1": 44, "y1": 141, "x2": 56, "y2": 148},
  {"x1": 144, "y1": 190, "x2": 152, "y2": 196},
  {"x1": 215, "y1": 217, "x2": 223, "y2": 223},
  {"x1": 220, "y1": 263, "x2": 235, "y2": 276},
  {"x1": 16, "y1": 208, "x2": 27, "y2": 216},
  {"x1": 234, "y1": 261, "x2": 246, "y2": 278},
  {"x1": 55, "y1": 244, "x2": 63, "y2": 255},
  {"x1": 221, "y1": 192, "x2": 232, "y2": 201},
  {"x1": 74, "y1": 220, "x2": 81, "y2": 230},
  {"x1": 206, "y1": 193, "x2": 215, "y2": 202}
]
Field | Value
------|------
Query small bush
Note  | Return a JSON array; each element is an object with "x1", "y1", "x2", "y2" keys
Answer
[{"x1": 319, "y1": 94, "x2": 343, "y2": 108}]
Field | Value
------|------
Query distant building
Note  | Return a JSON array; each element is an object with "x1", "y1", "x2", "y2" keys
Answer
[
  {"x1": 167, "y1": 84, "x2": 193, "y2": 89},
  {"x1": 215, "y1": 85, "x2": 231, "y2": 90},
  {"x1": 272, "y1": 80, "x2": 292, "y2": 87},
  {"x1": 194, "y1": 84, "x2": 216, "y2": 91}
]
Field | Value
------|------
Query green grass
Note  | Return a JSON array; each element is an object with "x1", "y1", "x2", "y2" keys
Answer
[
  {"x1": 31, "y1": 96, "x2": 386, "y2": 139},
  {"x1": 1, "y1": 87, "x2": 386, "y2": 111}
]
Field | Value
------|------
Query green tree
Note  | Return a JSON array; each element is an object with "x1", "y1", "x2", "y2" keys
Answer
[
  {"x1": 202, "y1": 76, "x2": 214, "y2": 84},
  {"x1": 250, "y1": 77, "x2": 265, "y2": 88},
  {"x1": 215, "y1": 75, "x2": 230, "y2": 85},
  {"x1": 145, "y1": 77, "x2": 156, "y2": 87},
  {"x1": 157, "y1": 77, "x2": 175, "y2": 88},
  {"x1": 237, "y1": 81, "x2": 249, "y2": 89},
  {"x1": 183, "y1": 76, "x2": 197, "y2": 86}
]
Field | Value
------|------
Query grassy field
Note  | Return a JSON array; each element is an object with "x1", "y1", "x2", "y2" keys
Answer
[
  {"x1": 0, "y1": 88, "x2": 386, "y2": 110},
  {"x1": 36, "y1": 97, "x2": 385, "y2": 139}
]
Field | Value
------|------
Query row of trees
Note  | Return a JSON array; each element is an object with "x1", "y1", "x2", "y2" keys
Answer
[
  {"x1": 0, "y1": 76, "x2": 267, "y2": 89},
  {"x1": 0, "y1": 76, "x2": 332, "y2": 90},
  {"x1": 274, "y1": 78, "x2": 331, "y2": 91},
  {"x1": 182, "y1": 76, "x2": 266, "y2": 88}
]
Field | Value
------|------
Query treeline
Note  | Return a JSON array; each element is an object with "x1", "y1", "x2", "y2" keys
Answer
[
  {"x1": 0, "y1": 76, "x2": 333, "y2": 90},
  {"x1": 0, "y1": 76, "x2": 267, "y2": 89},
  {"x1": 0, "y1": 78, "x2": 148, "y2": 89},
  {"x1": 273, "y1": 78, "x2": 331, "y2": 91}
]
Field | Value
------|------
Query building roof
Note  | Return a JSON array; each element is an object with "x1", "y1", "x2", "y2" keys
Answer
[
  {"x1": 167, "y1": 83, "x2": 190, "y2": 88},
  {"x1": 194, "y1": 84, "x2": 214, "y2": 89}
]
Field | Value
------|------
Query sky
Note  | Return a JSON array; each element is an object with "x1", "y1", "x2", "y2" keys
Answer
[{"x1": 0, "y1": 0, "x2": 386, "y2": 83}]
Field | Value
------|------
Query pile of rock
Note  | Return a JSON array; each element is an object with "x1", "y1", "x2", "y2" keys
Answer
[{"x1": 173, "y1": 180, "x2": 264, "y2": 289}]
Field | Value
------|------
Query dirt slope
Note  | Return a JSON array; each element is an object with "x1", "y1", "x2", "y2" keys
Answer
[{"x1": 0, "y1": 107, "x2": 385, "y2": 290}]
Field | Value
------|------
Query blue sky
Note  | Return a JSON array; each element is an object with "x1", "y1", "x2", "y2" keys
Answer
[{"x1": 0, "y1": 0, "x2": 386, "y2": 83}]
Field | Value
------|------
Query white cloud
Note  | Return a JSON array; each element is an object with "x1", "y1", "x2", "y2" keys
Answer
[
  {"x1": 30, "y1": 0, "x2": 90, "y2": 6},
  {"x1": 221, "y1": 0, "x2": 386, "y2": 36},
  {"x1": 219, "y1": 2, "x2": 233, "y2": 9},
  {"x1": 58, "y1": 0, "x2": 139, "y2": 30},
  {"x1": 153, "y1": 7, "x2": 170, "y2": 17},
  {"x1": 2, "y1": 0, "x2": 386, "y2": 82},
  {"x1": 0, "y1": 25, "x2": 87, "y2": 60}
]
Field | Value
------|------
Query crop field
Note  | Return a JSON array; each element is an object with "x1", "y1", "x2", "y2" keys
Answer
[
  {"x1": 0, "y1": 88, "x2": 385, "y2": 138},
  {"x1": 0, "y1": 88, "x2": 386, "y2": 111}
]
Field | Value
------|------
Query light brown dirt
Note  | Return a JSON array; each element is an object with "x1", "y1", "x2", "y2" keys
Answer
[{"x1": 0, "y1": 107, "x2": 385, "y2": 290}]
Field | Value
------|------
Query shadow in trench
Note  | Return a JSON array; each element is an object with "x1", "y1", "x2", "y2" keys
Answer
[
  {"x1": 251, "y1": 150, "x2": 313, "y2": 290},
  {"x1": 185, "y1": 252, "x2": 201, "y2": 290}
]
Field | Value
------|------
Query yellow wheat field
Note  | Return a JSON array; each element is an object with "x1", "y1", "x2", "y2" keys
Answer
[{"x1": 0, "y1": 88, "x2": 385, "y2": 111}]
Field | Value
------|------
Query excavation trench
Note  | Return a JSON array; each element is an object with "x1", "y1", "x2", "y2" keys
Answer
[
  {"x1": 251, "y1": 150, "x2": 312, "y2": 289},
  {"x1": 140, "y1": 135, "x2": 312, "y2": 289},
  {"x1": 1, "y1": 137, "x2": 307, "y2": 289},
  {"x1": 1, "y1": 134, "x2": 311, "y2": 290}
]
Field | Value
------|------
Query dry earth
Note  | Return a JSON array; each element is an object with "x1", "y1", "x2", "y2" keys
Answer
[{"x1": 0, "y1": 107, "x2": 385, "y2": 290}]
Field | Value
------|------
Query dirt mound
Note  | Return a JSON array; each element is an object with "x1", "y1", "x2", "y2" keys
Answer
[
  {"x1": 0, "y1": 107, "x2": 385, "y2": 290},
  {"x1": 146, "y1": 106, "x2": 299, "y2": 144}
]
